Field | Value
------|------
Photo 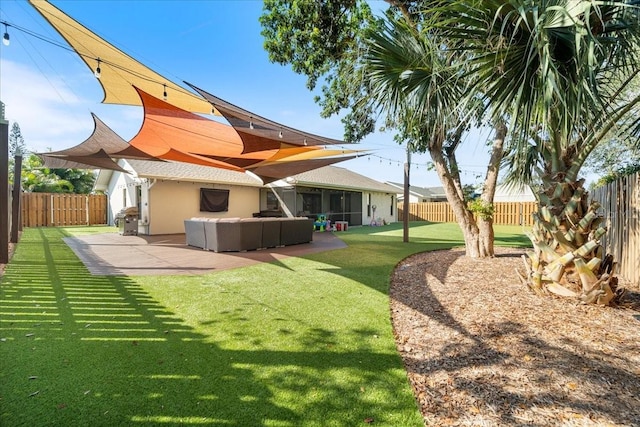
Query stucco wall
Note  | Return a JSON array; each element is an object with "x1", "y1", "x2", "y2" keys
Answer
[
  {"x1": 147, "y1": 181, "x2": 260, "y2": 234},
  {"x1": 106, "y1": 171, "x2": 141, "y2": 226},
  {"x1": 362, "y1": 191, "x2": 397, "y2": 226}
]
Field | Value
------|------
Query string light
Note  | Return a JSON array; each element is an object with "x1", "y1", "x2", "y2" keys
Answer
[
  {"x1": 278, "y1": 129, "x2": 283, "y2": 138},
  {"x1": 249, "y1": 119, "x2": 254, "y2": 129},
  {"x1": 94, "y1": 57, "x2": 101, "y2": 78},
  {"x1": 359, "y1": 152, "x2": 483, "y2": 177},
  {"x1": 2, "y1": 23, "x2": 9, "y2": 46},
  {"x1": 163, "y1": 83, "x2": 167, "y2": 100}
]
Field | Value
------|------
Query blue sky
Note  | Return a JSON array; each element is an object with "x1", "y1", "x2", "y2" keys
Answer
[{"x1": 0, "y1": 0, "x2": 494, "y2": 188}]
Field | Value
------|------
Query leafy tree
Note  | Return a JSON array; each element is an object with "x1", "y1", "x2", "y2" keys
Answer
[
  {"x1": 584, "y1": 137, "x2": 640, "y2": 177},
  {"x1": 8, "y1": 122, "x2": 26, "y2": 157},
  {"x1": 593, "y1": 163, "x2": 640, "y2": 188},
  {"x1": 583, "y1": 74, "x2": 640, "y2": 176},
  {"x1": 51, "y1": 167, "x2": 96, "y2": 194},
  {"x1": 8, "y1": 122, "x2": 27, "y2": 185},
  {"x1": 260, "y1": 0, "x2": 506, "y2": 257},
  {"x1": 21, "y1": 154, "x2": 95, "y2": 194}
]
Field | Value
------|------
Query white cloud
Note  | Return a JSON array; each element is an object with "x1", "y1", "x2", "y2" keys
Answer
[{"x1": 0, "y1": 59, "x2": 141, "y2": 152}]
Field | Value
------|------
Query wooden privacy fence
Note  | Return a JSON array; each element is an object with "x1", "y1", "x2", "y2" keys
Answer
[
  {"x1": 21, "y1": 193, "x2": 108, "y2": 227},
  {"x1": 398, "y1": 201, "x2": 538, "y2": 226},
  {"x1": 591, "y1": 172, "x2": 640, "y2": 286}
]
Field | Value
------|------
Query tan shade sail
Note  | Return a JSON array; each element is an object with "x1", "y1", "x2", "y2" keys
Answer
[
  {"x1": 36, "y1": 113, "x2": 155, "y2": 172},
  {"x1": 39, "y1": 149, "x2": 128, "y2": 173},
  {"x1": 29, "y1": 0, "x2": 213, "y2": 114},
  {"x1": 249, "y1": 156, "x2": 359, "y2": 184},
  {"x1": 44, "y1": 113, "x2": 155, "y2": 160}
]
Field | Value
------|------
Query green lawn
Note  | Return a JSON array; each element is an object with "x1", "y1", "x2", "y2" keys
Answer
[{"x1": 0, "y1": 222, "x2": 530, "y2": 426}]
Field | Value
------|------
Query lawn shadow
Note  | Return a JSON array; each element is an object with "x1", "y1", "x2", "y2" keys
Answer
[{"x1": 0, "y1": 228, "x2": 420, "y2": 426}]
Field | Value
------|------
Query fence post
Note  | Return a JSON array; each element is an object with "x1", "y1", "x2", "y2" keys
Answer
[
  {"x1": 0, "y1": 112, "x2": 8, "y2": 263},
  {"x1": 10, "y1": 155, "x2": 22, "y2": 243}
]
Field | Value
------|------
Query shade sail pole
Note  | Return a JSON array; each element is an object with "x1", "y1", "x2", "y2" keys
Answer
[{"x1": 0, "y1": 104, "x2": 9, "y2": 263}]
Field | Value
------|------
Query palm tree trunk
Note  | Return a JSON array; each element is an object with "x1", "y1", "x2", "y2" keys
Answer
[{"x1": 519, "y1": 174, "x2": 620, "y2": 305}]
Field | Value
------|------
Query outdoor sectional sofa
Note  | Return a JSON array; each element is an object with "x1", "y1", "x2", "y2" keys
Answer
[{"x1": 184, "y1": 217, "x2": 314, "y2": 252}]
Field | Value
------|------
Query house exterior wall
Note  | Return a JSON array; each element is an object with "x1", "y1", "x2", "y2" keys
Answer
[
  {"x1": 102, "y1": 165, "x2": 396, "y2": 234},
  {"x1": 147, "y1": 180, "x2": 260, "y2": 235},
  {"x1": 493, "y1": 184, "x2": 536, "y2": 202},
  {"x1": 260, "y1": 186, "x2": 397, "y2": 227},
  {"x1": 364, "y1": 191, "x2": 397, "y2": 225},
  {"x1": 105, "y1": 170, "x2": 142, "y2": 226}
]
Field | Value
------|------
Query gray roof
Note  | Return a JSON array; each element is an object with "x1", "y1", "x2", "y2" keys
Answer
[
  {"x1": 290, "y1": 166, "x2": 399, "y2": 193},
  {"x1": 95, "y1": 160, "x2": 395, "y2": 193},
  {"x1": 126, "y1": 159, "x2": 264, "y2": 186}
]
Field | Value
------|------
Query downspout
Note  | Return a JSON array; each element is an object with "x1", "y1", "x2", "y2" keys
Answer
[{"x1": 142, "y1": 178, "x2": 156, "y2": 234}]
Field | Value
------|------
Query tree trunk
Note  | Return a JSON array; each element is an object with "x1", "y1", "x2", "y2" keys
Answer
[
  {"x1": 478, "y1": 218, "x2": 494, "y2": 257},
  {"x1": 477, "y1": 121, "x2": 507, "y2": 258},
  {"x1": 518, "y1": 175, "x2": 622, "y2": 305},
  {"x1": 430, "y1": 147, "x2": 482, "y2": 257},
  {"x1": 427, "y1": 122, "x2": 506, "y2": 259}
]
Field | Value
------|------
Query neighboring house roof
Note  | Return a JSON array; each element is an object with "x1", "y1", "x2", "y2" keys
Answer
[
  {"x1": 290, "y1": 166, "x2": 399, "y2": 193},
  {"x1": 386, "y1": 182, "x2": 447, "y2": 199},
  {"x1": 95, "y1": 161, "x2": 397, "y2": 194}
]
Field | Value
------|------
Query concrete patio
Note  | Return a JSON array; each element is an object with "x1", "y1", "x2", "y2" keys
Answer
[{"x1": 64, "y1": 231, "x2": 347, "y2": 276}]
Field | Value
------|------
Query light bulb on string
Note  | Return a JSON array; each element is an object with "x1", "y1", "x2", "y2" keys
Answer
[
  {"x1": 163, "y1": 84, "x2": 168, "y2": 100},
  {"x1": 278, "y1": 130, "x2": 283, "y2": 138},
  {"x1": 94, "y1": 58, "x2": 101, "y2": 78},
  {"x1": 2, "y1": 23, "x2": 9, "y2": 46}
]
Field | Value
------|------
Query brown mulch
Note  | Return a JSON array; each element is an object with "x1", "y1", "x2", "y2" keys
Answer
[{"x1": 390, "y1": 247, "x2": 640, "y2": 427}]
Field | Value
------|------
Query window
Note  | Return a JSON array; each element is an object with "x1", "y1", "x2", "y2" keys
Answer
[
  {"x1": 266, "y1": 192, "x2": 279, "y2": 210},
  {"x1": 200, "y1": 188, "x2": 229, "y2": 212},
  {"x1": 390, "y1": 195, "x2": 394, "y2": 215},
  {"x1": 135, "y1": 185, "x2": 142, "y2": 215}
]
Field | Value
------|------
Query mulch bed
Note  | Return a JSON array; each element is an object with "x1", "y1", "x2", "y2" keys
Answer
[{"x1": 390, "y1": 247, "x2": 640, "y2": 426}]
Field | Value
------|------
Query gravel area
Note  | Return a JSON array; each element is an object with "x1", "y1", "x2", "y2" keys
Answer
[{"x1": 390, "y1": 247, "x2": 640, "y2": 427}]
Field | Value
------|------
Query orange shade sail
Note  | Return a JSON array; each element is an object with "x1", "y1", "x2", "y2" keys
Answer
[{"x1": 129, "y1": 87, "x2": 363, "y2": 179}]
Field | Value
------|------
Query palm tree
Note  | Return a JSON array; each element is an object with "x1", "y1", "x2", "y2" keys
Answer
[
  {"x1": 363, "y1": 16, "x2": 507, "y2": 258},
  {"x1": 22, "y1": 154, "x2": 74, "y2": 193},
  {"x1": 424, "y1": 0, "x2": 640, "y2": 304}
]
